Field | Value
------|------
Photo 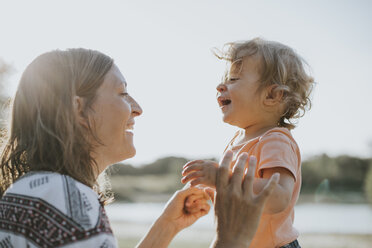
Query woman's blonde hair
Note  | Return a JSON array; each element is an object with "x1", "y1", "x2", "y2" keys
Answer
[
  {"x1": 0, "y1": 48, "x2": 114, "y2": 203},
  {"x1": 215, "y1": 37, "x2": 314, "y2": 129}
]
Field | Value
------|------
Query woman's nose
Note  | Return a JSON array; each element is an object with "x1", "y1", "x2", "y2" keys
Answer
[
  {"x1": 216, "y1": 83, "x2": 227, "y2": 93},
  {"x1": 130, "y1": 97, "x2": 143, "y2": 117}
]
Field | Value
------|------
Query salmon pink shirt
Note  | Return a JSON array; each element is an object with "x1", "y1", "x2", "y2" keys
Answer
[{"x1": 225, "y1": 127, "x2": 301, "y2": 248}]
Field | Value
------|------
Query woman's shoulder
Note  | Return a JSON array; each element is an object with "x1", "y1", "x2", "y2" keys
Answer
[
  {"x1": 3, "y1": 171, "x2": 102, "y2": 229},
  {"x1": 0, "y1": 171, "x2": 116, "y2": 247}
]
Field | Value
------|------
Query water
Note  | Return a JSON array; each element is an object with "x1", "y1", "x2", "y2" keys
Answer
[{"x1": 105, "y1": 203, "x2": 372, "y2": 234}]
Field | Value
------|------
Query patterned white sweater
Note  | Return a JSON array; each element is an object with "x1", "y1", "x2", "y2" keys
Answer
[{"x1": 0, "y1": 171, "x2": 117, "y2": 248}]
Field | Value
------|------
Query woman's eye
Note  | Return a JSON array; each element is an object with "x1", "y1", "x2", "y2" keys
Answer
[{"x1": 120, "y1": 93, "x2": 129, "y2": 97}]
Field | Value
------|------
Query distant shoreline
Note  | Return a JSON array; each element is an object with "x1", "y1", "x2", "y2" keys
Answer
[{"x1": 111, "y1": 192, "x2": 368, "y2": 205}]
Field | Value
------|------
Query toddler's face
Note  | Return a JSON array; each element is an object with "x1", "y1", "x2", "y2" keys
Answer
[{"x1": 216, "y1": 56, "x2": 265, "y2": 129}]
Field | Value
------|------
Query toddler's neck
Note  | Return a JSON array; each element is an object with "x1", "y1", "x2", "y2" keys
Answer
[{"x1": 234, "y1": 124, "x2": 279, "y2": 147}]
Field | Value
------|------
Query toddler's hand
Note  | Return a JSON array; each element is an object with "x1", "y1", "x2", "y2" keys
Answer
[
  {"x1": 184, "y1": 189, "x2": 211, "y2": 214},
  {"x1": 181, "y1": 160, "x2": 219, "y2": 188}
]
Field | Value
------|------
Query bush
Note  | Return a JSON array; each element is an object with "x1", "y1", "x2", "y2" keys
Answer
[
  {"x1": 365, "y1": 163, "x2": 372, "y2": 205},
  {"x1": 301, "y1": 154, "x2": 370, "y2": 193}
]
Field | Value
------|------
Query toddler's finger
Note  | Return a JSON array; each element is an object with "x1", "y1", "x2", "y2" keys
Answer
[
  {"x1": 190, "y1": 177, "x2": 211, "y2": 187},
  {"x1": 175, "y1": 186, "x2": 205, "y2": 207},
  {"x1": 198, "y1": 203, "x2": 211, "y2": 213},
  {"x1": 186, "y1": 203, "x2": 211, "y2": 214},
  {"x1": 182, "y1": 163, "x2": 204, "y2": 176},
  {"x1": 181, "y1": 171, "x2": 204, "y2": 184},
  {"x1": 192, "y1": 206, "x2": 210, "y2": 218},
  {"x1": 183, "y1": 160, "x2": 204, "y2": 169},
  {"x1": 185, "y1": 191, "x2": 209, "y2": 206},
  {"x1": 192, "y1": 198, "x2": 209, "y2": 206},
  {"x1": 185, "y1": 194, "x2": 202, "y2": 207}
]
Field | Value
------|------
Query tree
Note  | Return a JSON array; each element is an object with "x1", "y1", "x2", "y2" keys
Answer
[{"x1": 0, "y1": 59, "x2": 11, "y2": 132}]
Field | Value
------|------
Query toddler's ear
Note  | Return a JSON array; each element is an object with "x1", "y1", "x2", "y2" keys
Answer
[{"x1": 263, "y1": 84, "x2": 283, "y2": 106}]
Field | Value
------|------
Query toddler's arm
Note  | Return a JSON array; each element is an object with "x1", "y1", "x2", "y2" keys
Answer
[
  {"x1": 253, "y1": 167, "x2": 295, "y2": 214},
  {"x1": 182, "y1": 159, "x2": 295, "y2": 215}
]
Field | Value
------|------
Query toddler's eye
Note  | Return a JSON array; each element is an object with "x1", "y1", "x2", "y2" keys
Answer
[{"x1": 226, "y1": 78, "x2": 240, "y2": 84}]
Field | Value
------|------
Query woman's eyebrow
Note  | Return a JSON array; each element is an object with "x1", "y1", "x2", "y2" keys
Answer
[{"x1": 114, "y1": 79, "x2": 127, "y2": 89}]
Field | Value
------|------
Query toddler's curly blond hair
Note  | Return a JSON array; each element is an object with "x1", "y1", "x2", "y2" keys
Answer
[{"x1": 215, "y1": 37, "x2": 314, "y2": 129}]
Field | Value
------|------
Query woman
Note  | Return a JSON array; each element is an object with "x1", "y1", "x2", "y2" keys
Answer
[{"x1": 0, "y1": 49, "x2": 278, "y2": 247}]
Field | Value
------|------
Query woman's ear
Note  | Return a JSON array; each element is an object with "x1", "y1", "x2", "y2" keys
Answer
[
  {"x1": 73, "y1": 96, "x2": 89, "y2": 129},
  {"x1": 263, "y1": 84, "x2": 283, "y2": 107}
]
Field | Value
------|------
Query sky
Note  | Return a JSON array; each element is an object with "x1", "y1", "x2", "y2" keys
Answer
[{"x1": 0, "y1": 0, "x2": 371, "y2": 165}]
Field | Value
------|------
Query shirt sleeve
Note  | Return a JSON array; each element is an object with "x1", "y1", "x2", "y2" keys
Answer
[{"x1": 255, "y1": 131, "x2": 300, "y2": 181}]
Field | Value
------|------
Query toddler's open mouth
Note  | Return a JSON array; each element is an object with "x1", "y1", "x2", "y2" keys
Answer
[{"x1": 218, "y1": 96, "x2": 232, "y2": 108}]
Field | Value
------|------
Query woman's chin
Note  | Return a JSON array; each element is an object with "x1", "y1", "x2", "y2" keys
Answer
[
  {"x1": 127, "y1": 148, "x2": 136, "y2": 159},
  {"x1": 109, "y1": 146, "x2": 136, "y2": 164},
  {"x1": 121, "y1": 147, "x2": 136, "y2": 161}
]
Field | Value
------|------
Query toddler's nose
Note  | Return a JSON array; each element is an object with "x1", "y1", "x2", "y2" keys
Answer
[{"x1": 216, "y1": 83, "x2": 227, "y2": 93}]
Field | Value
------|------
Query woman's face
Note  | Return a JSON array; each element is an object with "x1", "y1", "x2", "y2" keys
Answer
[{"x1": 88, "y1": 64, "x2": 142, "y2": 170}]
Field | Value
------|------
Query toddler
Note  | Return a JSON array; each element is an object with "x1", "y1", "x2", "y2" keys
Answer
[{"x1": 182, "y1": 38, "x2": 314, "y2": 248}]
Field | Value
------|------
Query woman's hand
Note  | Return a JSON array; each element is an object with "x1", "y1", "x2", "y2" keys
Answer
[
  {"x1": 160, "y1": 186, "x2": 211, "y2": 232},
  {"x1": 213, "y1": 151, "x2": 279, "y2": 248},
  {"x1": 137, "y1": 186, "x2": 210, "y2": 248}
]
